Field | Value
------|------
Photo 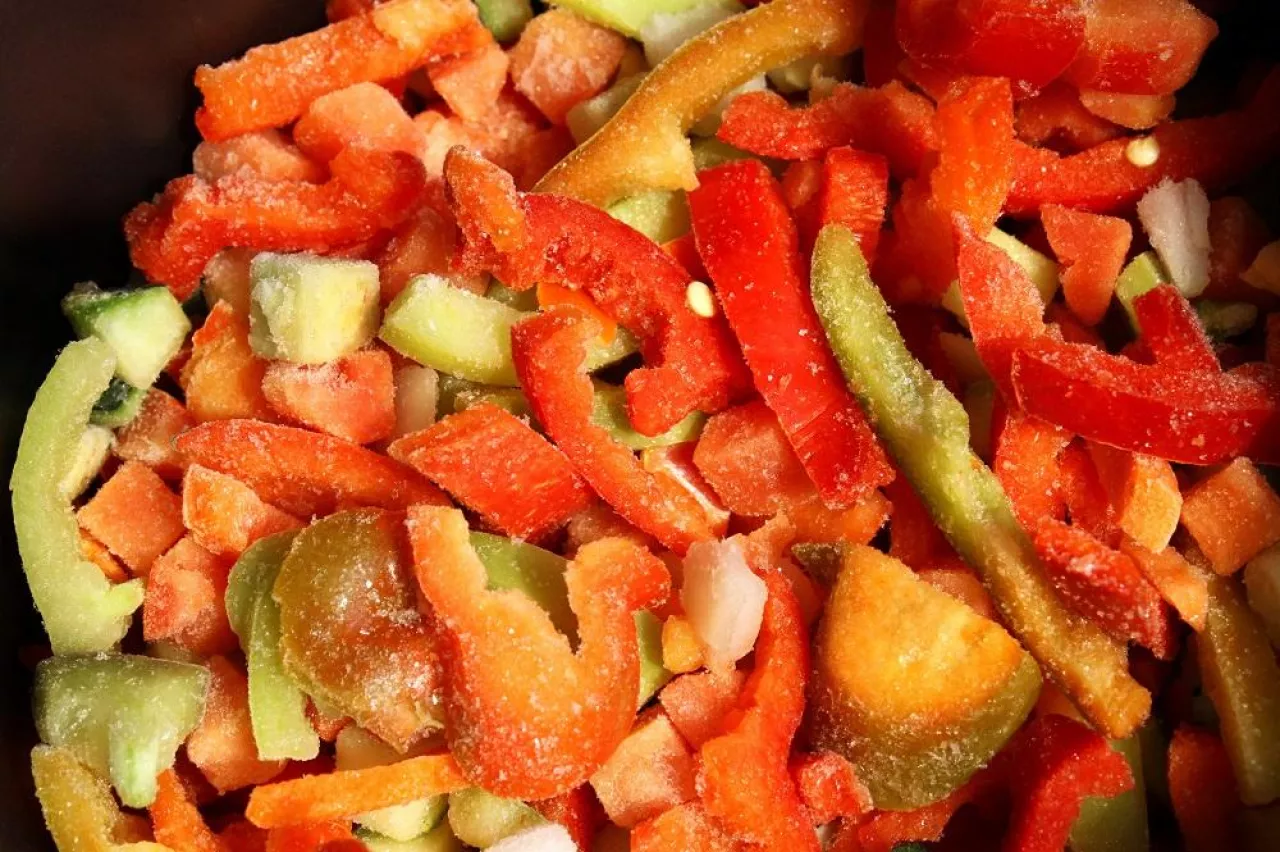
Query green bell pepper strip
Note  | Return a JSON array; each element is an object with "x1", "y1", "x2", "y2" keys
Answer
[
  {"x1": 33, "y1": 654, "x2": 209, "y2": 808},
  {"x1": 225, "y1": 531, "x2": 319, "y2": 762},
  {"x1": 810, "y1": 225, "x2": 1149, "y2": 739},
  {"x1": 10, "y1": 339, "x2": 144, "y2": 655}
]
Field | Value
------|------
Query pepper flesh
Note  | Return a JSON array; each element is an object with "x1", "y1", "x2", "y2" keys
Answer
[
  {"x1": 810, "y1": 224, "x2": 1149, "y2": 738},
  {"x1": 534, "y1": 0, "x2": 870, "y2": 207},
  {"x1": 31, "y1": 745, "x2": 172, "y2": 852},
  {"x1": 10, "y1": 338, "x2": 144, "y2": 655},
  {"x1": 406, "y1": 504, "x2": 669, "y2": 800}
]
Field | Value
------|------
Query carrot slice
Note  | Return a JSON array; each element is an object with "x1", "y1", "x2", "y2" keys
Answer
[
  {"x1": 194, "y1": 0, "x2": 487, "y2": 140},
  {"x1": 261, "y1": 349, "x2": 398, "y2": 445},
  {"x1": 151, "y1": 770, "x2": 227, "y2": 852},
  {"x1": 182, "y1": 465, "x2": 303, "y2": 559},
  {"x1": 246, "y1": 754, "x2": 466, "y2": 828},
  {"x1": 77, "y1": 460, "x2": 185, "y2": 575},
  {"x1": 176, "y1": 419, "x2": 448, "y2": 517}
]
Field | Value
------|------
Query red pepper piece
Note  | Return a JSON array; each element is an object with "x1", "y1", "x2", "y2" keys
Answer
[
  {"x1": 697, "y1": 520, "x2": 817, "y2": 851},
  {"x1": 511, "y1": 308, "x2": 715, "y2": 554},
  {"x1": 1007, "y1": 69, "x2": 1280, "y2": 215},
  {"x1": 829, "y1": 770, "x2": 997, "y2": 852},
  {"x1": 692, "y1": 400, "x2": 818, "y2": 518},
  {"x1": 388, "y1": 403, "x2": 593, "y2": 541},
  {"x1": 1132, "y1": 285, "x2": 1220, "y2": 373},
  {"x1": 717, "y1": 82, "x2": 939, "y2": 180},
  {"x1": 262, "y1": 349, "x2": 398, "y2": 445},
  {"x1": 632, "y1": 802, "x2": 742, "y2": 852},
  {"x1": 689, "y1": 160, "x2": 893, "y2": 508},
  {"x1": 1001, "y1": 714, "x2": 1134, "y2": 852},
  {"x1": 1033, "y1": 516, "x2": 1177, "y2": 658},
  {"x1": 886, "y1": 474, "x2": 966, "y2": 572},
  {"x1": 993, "y1": 409, "x2": 1071, "y2": 531},
  {"x1": 1169, "y1": 725, "x2": 1243, "y2": 852},
  {"x1": 445, "y1": 148, "x2": 750, "y2": 435},
  {"x1": 532, "y1": 785, "x2": 603, "y2": 852},
  {"x1": 1063, "y1": 0, "x2": 1218, "y2": 96},
  {"x1": 790, "y1": 751, "x2": 873, "y2": 826},
  {"x1": 896, "y1": 0, "x2": 1087, "y2": 96},
  {"x1": 406, "y1": 504, "x2": 669, "y2": 799},
  {"x1": 780, "y1": 160, "x2": 824, "y2": 258},
  {"x1": 1058, "y1": 441, "x2": 1119, "y2": 543},
  {"x1": 176, "y1": 419, "x2": 449, "y2": 517},
  {"x1": 1041, "y1": 204, "x2": 1132, "y2": 326},
  {"x1": 1011, "y1": 339, "x2": 1280, "y2": 465},
  {"x1": 816, "y1": 147, "x2": 889, "y2": 265},
  {"x1": 662, "y1": 233, "x2": 709, "y2": 281},
  {"x1": 932, "y1": 77, "x2": 1016, "y2": 234},
  {"x1": 1015, "y1": 82, "x2": 1124, "y2": 154},
  {"x1": 126, "y1": 147, "x2": 429, "y2": 298}
]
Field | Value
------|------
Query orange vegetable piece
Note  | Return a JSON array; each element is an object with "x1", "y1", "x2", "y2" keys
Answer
[
  {"x1": 79, "y1": 534, "x2": 130, "y2": 584},
  {"x1": 263, "y1": 822, "x2": 355, "y2": 852},
  {"x1": 993, "y1": 409, "x2": 1071, "y2": 531},
  {"x1": 187, "y1": 657, "x2": 287, "y2": 792},
  {"x1": 143, "y1": 535, "x2": 238, "y2": 657},
  {"x1": 182, "y1": 465, "x2": 302, "y2": 560},
  {"x1": 202, "y1": 248, "x2": 257, "y2": 317},
  {"x1": 817, "y1": 147, "x2": 889, "y2": 264},
  {"x1": 660, "y1": 615, "x2": 705, "y2": 675},
  {"x1": 1015, "y1": 82, "x2": 1123, "y2": 154},
  {"x1": 692, "y1": 400, "x2": 816, "y2": 517},
  {"x1": 663, "y1": 233, "x2": 710, "y2": 281},
  {"x1": 1168, "y1": 725, "x2": 1243, "y2": 852},
  {"x1": 1181, "y1": 457, "x2": 1280, "y2": 575},
  {"x1": 886, "y1": 474, "x2": 966, "y2": 573},
  {"x1": 376, "y1": 202, "x2": 485, "y2": 302},
  {"x1": 292, "y1": 82, "x2": 425, "y2": 163},
  {"x1": 151, "y1": 770, "x2": 227, "y2": 852},
  {"x1": 781, "y1": 160, "x2": 824, "y2": 257},
  {"x1": 508, "y1": 9, "x2": 627, "y2": 126},
  {"x1": 931, "y1": 76, "x2": 1016, "y2": 235},
  {"x1": 193, "y1": 130, "x2": 326, "y2": 184},
  {"x1": 307, "y1": 701, "x2": 350, "y2": 743},
  {"x1": 632, "y1": 802, "x2": 741, "y2": 852},
  {"x1": 427, "y1": 38, "x2": 510, "y2": 123},
  {"x1": 218, "y1": 819, "x2": 267, "y2": 852},
  {"x1": 640, "y1": 444, "x2": 732, "y2": 540},
  {"x1": 565, "y1": 502, "x2": 656, "y2": 555},
  {"x1": 659, "y1": 668, "x2": 745, "y2": 749},
  {"x1": 1119, "y1": 538, "x2": 1208, "y2": 631},
  {"x1": 790, "y1": 751, "x2": 873, "y2": 826},
  {"x1": 194, "y1": 0, "x2": 487, "y2": 140},
  {"x1": 176, "y1": 419, "x2": 448, "y2": 517},
  {"x1": 1079, "y1": 90, "x2": 1176, "y2": 130},
  {"x1": 77, "y1": 460, "x2": 185, "y2": 575},
  {"x1": 388, "y1": 402, "x2": 592, "y2": 540},
  {"x1": 1058, "y1": 441, "x2": 1119, "y2": 543},
  {"x1": 180, "y1": 302, "x2": 274, "y2": 423},
  {"x1": 246, "y1": 754, "x2": 467, "y2": 828},
  {"x1": 830, "y1": 771, "x2": 994, "y2": 852},
  {"x1": 1042, "y1": 204, "x2": 1132, "y2": 326},
  {"x1": 589, "y1": 711, "x2": 698, "y2": 828},
  {"x1": 114, "y1": 389, "x2": 195, "y2": 480},
  {"x1": 262, "y1": 349, "x2": 398, "y2": 445},
  {"x1": 918, "y1": 567, "x2": 999, "y2": 620},
  {"x1": 406, "y1": 504, "x2": 670, "y2": 799},
  {"x1": 537, "y1": 281, "x2": 618, "y2": 344},
  {"x1": 1088, "y1": 443, "x2": 1182, "y2": 552},
  {"x1": 788, "y1": 489, "x2": 891, "y2": 546}
]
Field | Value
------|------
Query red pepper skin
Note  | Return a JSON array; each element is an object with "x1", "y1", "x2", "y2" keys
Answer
[
  {"x1": 445, "y1": 149, "x2": 750, "y2": 436},
  {"x1": 406, "y1": 504, "x2": 669, "y2": 800},
  {"x1": 1063, "y1": 0, "x2": 1218, "y2": 96},
  {"x1": 388, "y1": 403, "x2": 593, "y2": 541},
  {"x1": 1000, "y1": 714, "x2": 1134, "y2": 852},
  {"x1": 1133, "y1": 285, "x2": 1220, "y2": 374},
  {"x1": 511, "y1": 308, "x2": 715, "y2": 554},
  {"x1": 717, "y1": 82, "x2": 939, "y2": 180},
  {"x1": 817, "y1": 148, "x2": 889, "y2": 265},
  {"x1": 993, "y1": 409, "x2": 1070, "y2": 532},
  {"x1": 1033, "y1": 517, "x2": 1177, "y2": 659},
  {"x1": 689, "y1": 161, "x2": 893, "y2": 508},
  {"x1": 897, "y1": 0, "x2": 1087, "y2": 96},
  {"x1": 1007, "y1": 69, "x2": 1280, "y2": 215},
  {"x1": 790, "y1": 751, "x2": 873, "y2": 825},
  {"x1": 125, "y1": 147, "x2": 428, "y2": 300},
  {"x1": 932, "y1": 77, "x2": 1016, "y2": 234},
  {"x1": 1011, "y1": 340, "x2": 1280, "y2": 465}
]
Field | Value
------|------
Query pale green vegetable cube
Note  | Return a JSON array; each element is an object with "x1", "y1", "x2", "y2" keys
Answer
[{"x1": 249, "y1": 252, "x2": 380, "y2": 364}]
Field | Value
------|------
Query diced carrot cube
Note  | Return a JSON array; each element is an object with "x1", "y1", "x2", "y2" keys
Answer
[
  {"x1": 187, "y1": 656, "x2": 287, "y2": 792},
  {"x1": 79, "y1": 533, "x2": 130, "y2": 584},
  {"x1": 590, "y1": 712, "x2": 697, "y2": 828},
  {"x1": 182, "y1": 465, "x2": 303, "y2": 559},
  {"x1": 77, "y1": 461, "x2": 185, "y2": 575},
  {"x1": 661, "y1": 615, "x2": 704, "y2": 675},
  {"x1": 508, "y1": 9, "x2": 628, "y2": 125},
  {"x1": 1089, "y1": 443, "x2": 1182, "y2": 552},
  {"x1": 1181, "y1": 457, "x2": 1280, "y2": 575},
  {"x1": 791, "y1": 751, "x2": 873, "y2": 826},
  {"x1": 114, "y1": 389, "x2": 195, "y2": 481},
  {"x1": 193, "y1": 129, "x2": 326, "y2": 183},
  {"x1": 293, "y1": 82, "x2": 425, "y2": 164},
  {"x1": 917, "y1": 567, "x2": 998, "y2": 620},
  {"x1": 427, "y1": 38, "x2": 510, "y2": 123},
  {"x1": 1119, "y1": 539, "x2": 1208, "y2": 631},
  {"x1": 143, "y1": 535, "x2": 238, "y2": 657},
  {"x1": 659, "y1": 667, "x2": 745, "y2": 749},
  {"x1": 388, "y1": 402, "x2": 592, "y2": 539},
  {"x1": 1042, "y1": 204, "x2": 1132, "y2": 326},
  {"x1": 261, "y1": 349, "x2": 397, "y2": 445},
  {"x1": 693, "y1": 401, "x2": 816, "y2": 517},
  {"x1": 181, "y1": 302, "x2": 275, "y2": 423}
]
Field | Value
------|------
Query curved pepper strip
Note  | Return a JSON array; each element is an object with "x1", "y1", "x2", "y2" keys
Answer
[
  {"x1": 535, "y1": 0, "x2": 869, "y2": 207},
  {"x1": 446, "y1": 149, "x2": 751, "y2": 436},
  {"x1": 406, "y1": 504, "x2": 669, "y2": 800},
  {"x1": 126, "y1": 147, "x2": 429, "y2": 300},
  {"x1": 688, "y1": 159, "x2": 893, "y2": 508},
  {"x1": 1132, "y1": 285, "x2": 1220, "y2": 374},
  {"x1": 697, "y1": 519, "x2": 818, "y2": 851},
  {"x1": 511, "y1": 308, "x2": 715, "y2": 553},
  {"x1": 1006, "y1": 68, "x2": 1280, "y2": 215}
]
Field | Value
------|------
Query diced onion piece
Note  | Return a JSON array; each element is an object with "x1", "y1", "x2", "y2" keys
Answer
[
  {"x1": 680, "y1": 538, "x2": 767, "y2": 667},
  {"x1": 1137, "y1": 178, "x2": 1211, "y2": 298},
  {"x1": 641, "y1": 0, "x2": 745, "y2": 67},
  {"x1": 393, "y1": 364, "x2": 440, "y2": 437},
  {"x1": 486, "y1": 823, "x2": 577, "y2": 851}
]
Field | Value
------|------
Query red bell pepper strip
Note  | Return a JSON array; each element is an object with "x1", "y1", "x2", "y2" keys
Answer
[
  {"x1": 446, "y1": 148, "x2": 751, "y2": 435},
  {"x1": 1032, "y1": 517, "x2": 1177, "y2": 659},
  {"x1": 717, "y1": 81, "x2": 939, "y2": 180},
  {"x1": 896, "y1": 0, "x2": 1087, "y2": 96},
  {"x1": 688, "y1": 160, "x2": 893, "y2": 508},
  {"x1": 1007, "y1": 69, "x2": 1280, "y2": 215},
  {"x1": 1011, "y1": 340, "x2": 1280, "y2": 465},
  {"x1": 697, "y1": 520, "x2": 817, "y2": 851},
  {"x1": 993, "y1": 409, "x2": 1070, "y2": 532},
  {"x1": 405, "y1": 504, "x2": 669, "y2": 800},
  {"x1": 175, "y1": 419, "x2": 449, "y2": 517},
  {"x1": 1063, "y1": 0, "x2": 1218, "y2": 96},
  {"x1": 932, "y1": 76, "x2": 1017, "y2": 235},
  {"x1": 388, "y1": 403, "x2": 594, "y2": 541},
  {"x1": 125, "y1": 147, "x2": 428, "y2": 299},
  {"x1": 816, "y1": 147, "x2": 889, "y2": 265},
  {"x1": 1041, "y1": 204, "x2": 1132, "y2": 327},
  {"x1": 511, "y1": 308, "x2": 715, "y2": 554},
  {"x1": 829, "y1": 770, "x2": 998, "y2": 852},
  {"x1": 1132, "y1": 285, "x2": 1220, "y2": 373}
]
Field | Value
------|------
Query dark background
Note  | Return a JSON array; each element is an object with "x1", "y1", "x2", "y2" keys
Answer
[{"x1": 0, "y1": 0, "x2": 1277, "y2": 849}]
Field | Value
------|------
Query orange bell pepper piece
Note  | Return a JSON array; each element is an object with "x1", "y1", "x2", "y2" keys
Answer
[
  {"x1": 114, "y1": 389, "x2": 195, "y2": 481},
  {"x1": 508, "y1": 8, "x2": 627, "y2": 125},
  {"x1": 143, "y1": 536, "x2": 238, "y2": 657},
  {"x1": 993, "y1": 409, "x2": 1071, "y2": 531},
  {"x1": 1180, "y1": 457, "x2": 1280, "y2": 575},
  {"x1": 692, "y1": 400, "x2": 817, "y2": 518},
  {"x1": 791, "y1": 751, "x2": 873, "y2": 825}
]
